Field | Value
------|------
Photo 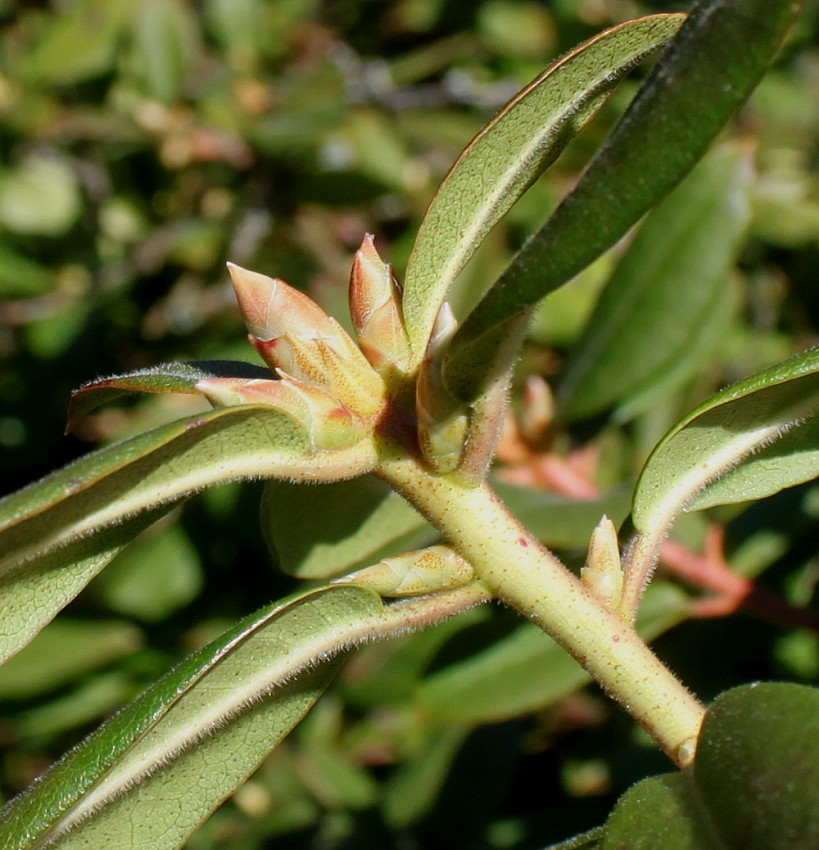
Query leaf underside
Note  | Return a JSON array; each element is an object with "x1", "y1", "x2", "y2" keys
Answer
[
  {"x1": 66, "y1": 360, "x2": 272, "y2": 431},
  {"x1": 0, "y1": 586, "x2": 385, "y2": 849},
  {"x1": 261, "y1": 476, "x2": 436, "y2": 579},
  {"x1": 0, "y1": 404, "x2": 376, "y2": 664},
  {"x1": 444, "y1": 0, "x2": 802, "y2": 403},
  {"x1": 401, "y1": 13, "x2": 685, "y2": 366},
  {"x1": 631, "y1": 345, "x2": 819, "y2": 534}
]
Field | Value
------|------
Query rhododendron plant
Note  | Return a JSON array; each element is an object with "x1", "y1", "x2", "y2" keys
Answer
[{"x1": 1, "y1": 2, "x2": 818, "y2": 848}]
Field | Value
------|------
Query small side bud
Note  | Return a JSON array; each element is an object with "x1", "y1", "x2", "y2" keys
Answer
[
  {"x1": 195, "y1": 375, "x2": 368, "y2": 450},
  {"x1": 416, "y1": 303, "x2": 469, "y2": 474},
  {"x1": 334, "y1": 545, "x2": 474, "y2": 597},
  {"x1": 581, "y1": 515, "x2": 624, "y2": 611},
  {"x1": 520, "y1": 375, "x2": 554, "y2": 446},
  {"x1": 349, "y1": 235, "x2": 412, "y2": 377},
  {"x1": 676, "y1": 737, "x2": 697, "y2": 768},
  {"x1": 422, "y1": 311, "x2": 521, "y2": 484}
]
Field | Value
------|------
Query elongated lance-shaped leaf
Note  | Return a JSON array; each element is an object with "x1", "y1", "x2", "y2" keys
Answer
[
  {"x1": 400, "y1": 13, "x2": 685, "y2": 366},
  {"x1": 444, "y1": 0, "x2": 803, "y2": 403},
  {"x1": 623, "y1": 346, "x2": 819, "y2": 613},
  {"x1": 0, "y1": 406, "x2": 378, "y2": 663},
  {"x1": 557, "y1": 144, "x2": 751, "y2": 422},
  {"x1": 0, "y1": 584, "x2": 488, "y2": 849},
  {"x1": 0, "y1": 405, "x2": 375, "y2": 569},
  {"x1": 0, "y1": 583, "x2": 487, "y2": 850},
  {"x1": 261, "y1": 476, "x2": 435, "y2": 580},
  {"x1": 632, "y1": 346, "x2": 819, "y2": 532},
  {"x1": 66, "y1": 360, "x2": 272, "y2": 432},
  {"x1": 0, "y1": 507, "x2": 170, "y2": 668}
]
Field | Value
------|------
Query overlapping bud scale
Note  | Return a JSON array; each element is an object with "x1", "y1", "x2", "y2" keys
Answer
[
  {"x1": 415, "y1": 302, "x2": 469, "y2": 473},
  {"x1": 349, "y1": 235, "x2": 412, "y2": 378},
  {"x1": 195, "y1": 375, "x2": 367, "y2": 451},
  {"x1": 227, "y1": 263, "x2": 385, "y2": 420},
  {"x1": 220, "y1": 247, "x2": 498, "y2": 482}
]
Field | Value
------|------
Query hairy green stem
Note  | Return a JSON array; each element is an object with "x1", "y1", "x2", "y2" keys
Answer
[{"x1": 378, "y1": 455, "x2": 704, "y2": 767}]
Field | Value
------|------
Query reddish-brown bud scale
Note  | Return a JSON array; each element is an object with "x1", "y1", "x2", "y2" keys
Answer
[
  {"x1": 348, "y1": 235, "x2": 412, "y2": 376},
  {"x1": 227, "y1": 262, "x2": 386, "y2": 420},
  {"x1": 196, "y1": 375, "x2": 368, "y2": 450}
]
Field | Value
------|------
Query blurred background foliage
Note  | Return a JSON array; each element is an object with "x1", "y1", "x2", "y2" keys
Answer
[{"x1": 2, "y1": 0, "x2": 819, "y2": 847}]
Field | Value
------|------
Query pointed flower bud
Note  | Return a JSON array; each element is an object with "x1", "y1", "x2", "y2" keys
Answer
[
  {"x1": 227, "y1": 263, "x2": 385, "y2": 418},
  {"x1": 334, "y1": 545, "x2": 474, "y2": 597},
  {"x1": 581, "y1": 515, "x2": 624, "y2": 612},
  {"x1": 349, "y1": 234, "x2": 412, "y2": 377},
  {"x1": 195, "y1": 375, "x2": 368, "y2": 450},
  {"x1": 416, "y1": 303, "x2": 469, "y2": 474}
]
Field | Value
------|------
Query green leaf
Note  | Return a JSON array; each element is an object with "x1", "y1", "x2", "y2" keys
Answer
[
  {"x1": 18, "y1": 0, "x2": 133, "y2": 85},
  {"x1": 416, "y1": 581, "x2": 688, "y2": 725},
  {"x1": 261, "y1": 476, "x2": 435, "y2": 579},
  {"x1": 0, "y1": 619, "x2": 142, "y2": 701},
  {"x1": 24, "y1": 302, "x2": 91, "y2": 359},
  {"x1": 444, "y1": 0, "x2": 802, "y2": 403},
  {"x1": 401, "y1": 13, "x2": 685, "y2": 364},
  {"x1": 0, "y1": 508, "x2": 169, "y2": 667},
  {"x1": 0, "y1": 157, "x2": 82, "y2": 237},
  {"x1": 13, "y1": 672, "x2": 138, "y2": 744},
  {"x1": 0, "y1": 582, "x2": 488, "y2": 848},
  {"x1": 2, "y1": 406, "x2": 340, "y2": 565},
  {"x1": 0, "y1": 241, "x2": 51, "y2": 297},
  {"x1": 382, "y1": 726, "x2": 469, "y2": 829},
  {"x1": 66, "y1": 360, "x2": 272, "y2": 431},
  {"x1": 557, "y1": 145, "x2": 751, "y2": 422},
  {"x1": 631, "y1": 346, "x2": 819, "y2": 538},
  {"x1": 204, "y1": 0, "x2": 318, "y2": 59},
  {"x1": 693, "y1": 682, "x2": 819, "y2": 847},
  {"x1": 541, "y1": 827, "x2": 604, "y2": 850},
  {"x1": 493, "y1": 481, "x2": 632, "y2": 549},
  {"x1": 601, "y1": 683, "x2": 819, "y2": 849},
  {"x1": 0, "y1": 585, "x2": 384, "y2": 850},
  {"x1": 296, "y1": 696, "x2": 379, "y2": 809},
  {"x1": 90, "y1": 524, "x2": 202, "y2": 621},
  {"x1": 0, "y1": 405, "x2": 377, "y2": 663},
  {"x1": 131, "y1": 0, "x2": 200, "y2": 103},
  {"x1": 687, "y1": 419, "x2": 819, "y2": 513},
  {"x1": 341, "y1": 606, "x2": 489, "y2": 708},
  {"x1": 601, "y1": 772, "x2": 713, "y2": 850}
]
